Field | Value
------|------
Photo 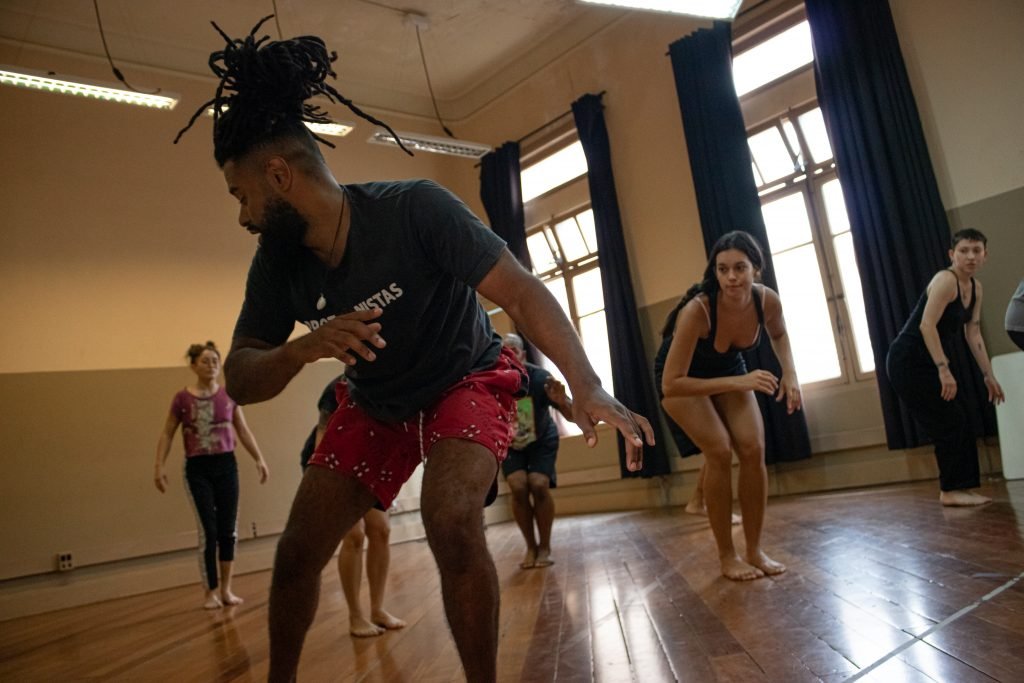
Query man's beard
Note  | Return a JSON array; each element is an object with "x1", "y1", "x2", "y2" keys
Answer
[{"x1": 255, "y1": 196, "x2": 309, "y2": 262}]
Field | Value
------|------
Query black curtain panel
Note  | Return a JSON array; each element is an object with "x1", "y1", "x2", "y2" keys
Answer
[
  {"x1": 480, "y1": 141, "x2": 530, "y2": 268},
  {"x1": 806, "y1": 0, "x2": 996, "y2": 447},
  {"x1": 669, "y1": 22, "x2": 811, "y2": 465},
  {"x1": 571, "y1": 93, "x2": 670, "y2": 478}
]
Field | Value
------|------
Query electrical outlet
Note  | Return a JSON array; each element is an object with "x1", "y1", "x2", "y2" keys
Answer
[
  {"x1": 57, "y1": 552, "x2": 74, "y2": 571},
  {"x1": 251, "y1": 521, "x2": 258, "y2": 538}
]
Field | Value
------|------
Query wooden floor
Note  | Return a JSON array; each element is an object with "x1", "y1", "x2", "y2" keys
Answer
[{"x1": 3, "y1": 479, "x2": 1024, "y2": 682}]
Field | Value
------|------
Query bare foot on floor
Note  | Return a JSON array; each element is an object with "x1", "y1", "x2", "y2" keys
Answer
[
  {"x1": 520, "y1": 547, "x2": 538, "y2": 569},
  {"x1": 220, "y1": 590, "x2": 243, "y2": 606},
  {"x1": 203, "y1": 593, "x2": 222, "y2": 610},
  {"x1": 371, "y1": 610, "x2": 406, "y2": 631},
  {"x1": 350, "y1": 615, "x2": 385, "y2": 638},
  {"x1": 685, "y1": 502, "x2": 742, "y2": 525},
  {"x1": 940, "y1": 490, "x2": 991, "y2": 506},
  {"x1": 720, "y1": 555, "x2": 764, "y2": 581},
  {"x1": 534, "y1": 548, "x2": 555, "y2": 568},
  {"x1": 747, "y1": 550, "x2": 786, "y2": 576}
]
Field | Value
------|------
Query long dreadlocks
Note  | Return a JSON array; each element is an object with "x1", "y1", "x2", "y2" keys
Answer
[{"x1": 174, "y1": 15, "x2": 412, "y2": 163}]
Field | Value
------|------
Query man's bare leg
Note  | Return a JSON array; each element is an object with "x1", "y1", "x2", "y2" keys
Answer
[
  {"x1": 364, "y1": 508, "x2": 405, "y2": 630},
  {"x1": 505, "y1": 470, "x2": 537, "y2": 568},
  {"x1": 421, "y1": 439, "x2": 500, "y2": 683},
  {"x1": 528, "y1": 472, "x2": 555, "y2": 567},
  {"x1": 268, "y1": 468, "x2": 375, "y2": 682},
  {"x1": 339, "y1": 520, "x2": 382, "y2": 637}
]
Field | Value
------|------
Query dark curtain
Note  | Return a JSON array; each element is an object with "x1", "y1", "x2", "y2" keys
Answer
[
  {"x1": 480, "y1": 142, "x2": 529, "y2": 268},
  {"x1": 806, "y1": 0, "x2": 996, "y2": 447},
  {"x1": 572, "y1": 93, "x2": 670, "y2": 477},
  {"x1": 669, "y1": 22, "x2": 811, "y2": 464}
]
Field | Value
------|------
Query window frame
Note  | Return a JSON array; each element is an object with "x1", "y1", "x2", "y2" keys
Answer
[{"x1": 749, "y1": 101, "x2": 875, "y2": 386}]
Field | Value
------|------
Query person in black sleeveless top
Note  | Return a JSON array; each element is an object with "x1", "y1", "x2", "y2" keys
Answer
[
  {"x1": 657, "y1": 232, "x2": 802, "y2": 581},
  {"x1": 886, "y1": 228, "x2": 1005, "y2": 506}
]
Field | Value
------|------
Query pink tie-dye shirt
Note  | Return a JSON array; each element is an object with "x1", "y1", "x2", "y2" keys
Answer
[{"x1": 170, "y1": 387, "x2": 237, "y2": 457}]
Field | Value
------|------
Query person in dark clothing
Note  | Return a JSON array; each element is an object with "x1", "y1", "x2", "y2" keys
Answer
[
  {"x1": 501, "y1": 334, "x2": 575, "y2": 569},
  {"x1": 887, "y1": 228, "x2": 1005, "y2": 506}
]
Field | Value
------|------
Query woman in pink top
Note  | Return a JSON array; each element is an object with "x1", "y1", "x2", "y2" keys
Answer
[{"x1": 154, "y1": 341, "x2": 270, "y2": 609}]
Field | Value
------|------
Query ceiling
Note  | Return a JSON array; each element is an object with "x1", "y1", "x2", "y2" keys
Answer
[{"x1": 0, "y1": 0, "x2": 650, "y2": 122}]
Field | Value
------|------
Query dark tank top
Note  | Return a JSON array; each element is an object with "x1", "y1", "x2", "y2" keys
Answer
[
  {"x1": 655, "y1": 286, "x2": 765, "y2": 389},
  {"x1": 896, "y1": 272, "x2": 975, "y2": 350}
]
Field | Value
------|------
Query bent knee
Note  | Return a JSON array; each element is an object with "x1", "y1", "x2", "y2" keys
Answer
[
  {"x1": 733, "y1": 441, "x2": 763, "y2": 464},
  {"x1": 703, "y1": 447, "x2": 733, "y2": 467}
]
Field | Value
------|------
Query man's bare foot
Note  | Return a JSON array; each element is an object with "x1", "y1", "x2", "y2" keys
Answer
[
  {"x1": 720, "y1": 555, "x2": 764, "y2": 581},
  {"x1": 746, "y1": 550, "x2": 786, "y2": 576},
  {"x1": 350, "y1": 615, "x2": 385, "y2": 638},
  {"x1": 534, "y1": 548, "x2": 555, "y2": 568},
  {"x1": 371, "y1": 610, "x2": 406, "y2": 630},
  {"x1": 940, "y1": 490, "x2": 991, "y2": 506},
  {"x1": 203, "y1": 592, "x2": 222, "y2": 610},
  {"x1": 685, "y1": 502, "x2": 741, "y2": 525},
  {"x1": 520, "y1": 547, "x2": 538, "y2": 569},
  {"x1": 220, "y1": 590, "x2": 243, "y2": 606}
]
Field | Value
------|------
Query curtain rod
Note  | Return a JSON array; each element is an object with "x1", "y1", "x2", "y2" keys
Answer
[
  {"x1": 516, "y1": 89, "x2": 607, "y2": 145},
  {"x1": 475, "y1": 90, "x2": 607, "y2": 168}
]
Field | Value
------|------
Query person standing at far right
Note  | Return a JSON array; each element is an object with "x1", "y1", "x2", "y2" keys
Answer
[{"x1": 887, "y1": 228, "x2": 1005, "y2": 506}]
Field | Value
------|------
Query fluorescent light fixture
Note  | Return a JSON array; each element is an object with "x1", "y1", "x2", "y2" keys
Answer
[
  {"x1": 0, "y1": 65, "x2": 178, "y2": 110},
  {"x1": 368, "y1": 130, "x2": 492, "y2": 159},
  {"x1": 204, "y1": 107, "x2": 353, "y2": 137},
  {"x1": 577, "y1": 0, "x2": 743, "y2": 20}
]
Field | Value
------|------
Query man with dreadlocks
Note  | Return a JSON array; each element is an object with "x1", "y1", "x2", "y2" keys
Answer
[{"x1": 176, "y1": 17, "x2": 654, "y2": 683}]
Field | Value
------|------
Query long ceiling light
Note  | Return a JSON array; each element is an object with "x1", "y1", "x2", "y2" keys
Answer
[
  {"x1": 368, "y1": 130, "x2": 491, "y2": 159},
  {"x1": 577, "y1": 0, "x2": 743, "y2": 20},
  {"x1": 204, "y1": 107, "x2": 353, "y2": 137},
  {"x1": 0, "y1": 65, "x2": 178, "y2": 110}
]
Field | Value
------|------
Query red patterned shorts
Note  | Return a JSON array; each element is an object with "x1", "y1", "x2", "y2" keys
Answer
[{"x1": 307, "y1": 347, "x2": 526, "y2": 508}]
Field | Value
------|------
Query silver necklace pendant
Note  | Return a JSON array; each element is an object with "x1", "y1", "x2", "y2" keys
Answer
[{"x1": 316, "y1": 294, "x2": 327, "y2": 311}]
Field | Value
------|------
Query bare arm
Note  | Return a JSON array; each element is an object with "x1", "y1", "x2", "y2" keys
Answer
[
  {"x1": 963, "y1": 282, "x2": 1005, "y2": 403},
  {"x1": 543, "y1": 376, "x2": 575, "y2": 422},
  {"x1": 154, "y1": 412, "x2": 180, "y2": 493},
  {"x1": 477, "y1": 250, "x2": 654, "y2": 470},
  {"x1": 232, "y1": 406, "x2": 269, "y2": 483},
  {"x1": 762, "y1": 287, "x2": 802, "y2": 413},
  {"x1": 919, "y1": 271, "x2": 959, "y2": 401},
  {"x1": 661, "y1": 298, "x2": 778, "y2": 398},
  {"x1": 225, "y1": 308, "x2": 385, "y2": 404}
]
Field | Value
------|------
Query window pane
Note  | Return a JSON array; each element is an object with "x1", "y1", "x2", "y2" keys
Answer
[
  {"x1": 820, "y1": 179, "x2": 849, "y2": 235},
  {"x1": 772, "y1": 245, "x2": 842, "y2": 383},
  {"x1": 579, "y1": 310, "x2": 615, "y2": 394},
  {"x1": 554, "y1": 216, "x2": 589, "y2": 262},
  {"x1": 833, "y1": 232, "x2": 875, "y2": 373},
  {"x1": 748, "y1": 127, "x2": 796, "y2": 185},
  {"x1": 760, "y1": 192, "x2": 812, "y2": 253},
  {"x1": 797, "y1": 108, "x2": 833, "y2": 163},
  {"x1": 572, "y1": 268, "x2": 605, "y2": 317},
  {"x1": 575, "y1": 209, "x2": 598, "y2": 253},
  {"x1": 544, "y1": 276, "x2": 570, "y2": 320},
  {"x1": 521, "y1": 141, "x2": 588, "y2": 203},
  {"x1": 733, "y1": 21, "x2": 814, "y2": 97},
  {"x1": 527, "y1": 231, "x2": 558, "y2": 274}
]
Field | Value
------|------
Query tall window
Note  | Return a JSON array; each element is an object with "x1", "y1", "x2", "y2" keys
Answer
[
  {"x1": 747, "y1": 106, "x2": 873, "y2": 384},
  {"x1": 735, "y1": 14, "x2": 874, "y2": 386},
  {"x1": 519, "y1": 133, "x2": 613, "y2": 433}
]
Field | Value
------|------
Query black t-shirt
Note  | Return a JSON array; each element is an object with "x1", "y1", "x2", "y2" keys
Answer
[
  {"x1": 511, "y1": 363, "x2": 559, "y2": 451},
  {"x1": 234, "y1": 179, "x2": 506, "y2": 422},
  {"x1": 299, "y1": 376, "x2": 343, "y2": 468}
]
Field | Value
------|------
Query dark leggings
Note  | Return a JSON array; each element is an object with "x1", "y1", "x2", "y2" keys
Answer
[
  {"x1": 185, "y1": 453, "x2": 239, "y2": 590},
  {"x1": 887, "y1": 342, "x2": 980, "y2": 491}
]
